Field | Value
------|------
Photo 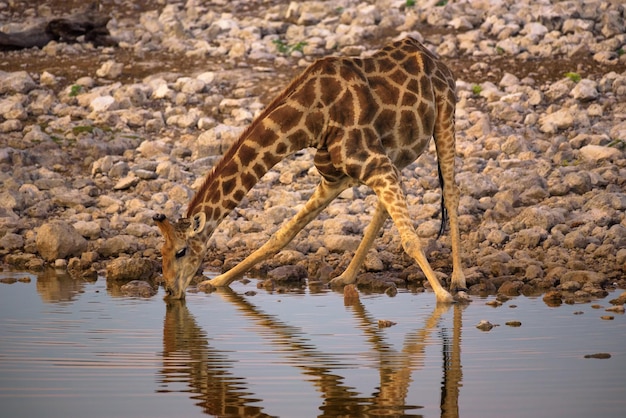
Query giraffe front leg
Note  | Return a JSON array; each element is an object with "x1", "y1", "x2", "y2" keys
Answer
[
  {"x1": 199, "y1": 177, "x2": 351, "y2": 290},
  {"x1": 330, "y1": 202, "x2": 388, "y2": 287},
  {"x1": 442, "y1": 180, "x2": 467, "y2": 294}
]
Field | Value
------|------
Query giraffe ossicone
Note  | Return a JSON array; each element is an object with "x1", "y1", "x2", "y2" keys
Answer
[{"x1": 153, "y1": 37, "x2": 467, "y2": 302}]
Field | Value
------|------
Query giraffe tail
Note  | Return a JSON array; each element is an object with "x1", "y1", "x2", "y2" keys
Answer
[{"x1": 437, "y1": 163, "x2": 448, "y2": 238}]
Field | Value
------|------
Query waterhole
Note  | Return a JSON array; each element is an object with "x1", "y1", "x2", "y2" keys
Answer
[{"x1": 0, "y1": 270, "x2": 624, "y2": 418}]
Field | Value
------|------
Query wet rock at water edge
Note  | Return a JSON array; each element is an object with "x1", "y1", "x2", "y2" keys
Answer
[
  {"x1": 605, "y1": 305, "x2": 625, "y2": 314},
  {"x1": 267, "y1": 265, "x2": 308, "y2": 284},
  {"x1": 609, "y1": 292, "x2": 626, "y2": 306},
  {"x1": 543, "y1": 290, "x2": 563, "y2": 307},
  {"x1": 35, "y1": 221, "x2": 88, "y2": 261},
  {"x1": 105, "y1": 257, "x2": 157, "y2": 281},
  {"x1": 120, "y1": 280, "x2": 157, "y2": 298}
]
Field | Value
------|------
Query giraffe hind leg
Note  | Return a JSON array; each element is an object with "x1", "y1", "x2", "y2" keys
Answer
[{"x1": 365, "y1": 165, "x2": 454, "y2": 303}]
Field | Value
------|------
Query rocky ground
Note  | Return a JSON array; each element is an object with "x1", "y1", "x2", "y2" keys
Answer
[{"x1": 1, "y1": 0, "x2": 625, "y2": 304}]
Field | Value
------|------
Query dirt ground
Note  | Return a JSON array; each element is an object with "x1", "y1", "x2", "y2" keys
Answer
[{"x1": 2, "y1": 0, "x2": 623, "y2": 91}]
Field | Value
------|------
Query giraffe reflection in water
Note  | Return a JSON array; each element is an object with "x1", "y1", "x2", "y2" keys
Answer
[{"x1": 159, "y1": 290, "x2": 463, "y2": 417}]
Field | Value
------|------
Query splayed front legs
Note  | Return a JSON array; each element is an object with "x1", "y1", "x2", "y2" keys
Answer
[{"x1": 201, "y1": 177, "x2": 354, "y2": 288}]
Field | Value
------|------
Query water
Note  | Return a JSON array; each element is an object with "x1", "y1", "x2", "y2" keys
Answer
[{"x1": 0, "y1": 270, "x2": 624, "y2": 418}]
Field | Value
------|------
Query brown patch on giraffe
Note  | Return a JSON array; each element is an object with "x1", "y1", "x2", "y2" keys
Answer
[
  {"x1": 238, "y1": 144, "x2": 258, "y2": 167},
  {"x1": 319, "y1": 77, "x2": 343, "y2": 106},
  {"x1": 304, "y1": 111, "x2": 324, "y2": 137},
  {"x1": 401, "y1": 91, "x2": 419, "y2": 107},
  {"x1": 371, "y1": 76, "x2": 400, "y2": 106},
  {"x1": 377, "y1": 57, "x2": 397, "y2": 73}
]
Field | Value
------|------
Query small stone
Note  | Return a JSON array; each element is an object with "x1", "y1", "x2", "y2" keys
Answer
[
  {"x1": 605, "y1": 305, "x2": 624, "y2": 313},
  {"x1": 96, "y1": 60, "x2": 124, "y2": 78},
  {"x1": 600, "y1": 315, "x2": 614, "y2": 320},
  {"x1": 505, "y1": 321, "x2": 522, "y2": 327},
  {"x1": 113, "y1": 175, "x2": 140, "y2": 190},
  {"x1": 197, "y1": 280, "x2": 216, "y2": 293},
  {"x1": 476, "y1": 320, "x2": 494, "y2": 331},
  {"x1": 543, "y1": 290, "x2": 562, "y2": 307},
  {"x1": 378, "y1": 319, "x2": 397, "y2": 328},
  {"x1": 584, "y1": 353, "x2": 611, "y2": 359},
  {"x1": 120, "y1": 280, "x2": 157, "y2": 298}
]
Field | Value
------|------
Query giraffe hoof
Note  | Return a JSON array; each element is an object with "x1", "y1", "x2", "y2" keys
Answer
[{"x1": 436, "y1": 291, "x2": 455, "y2": 304}]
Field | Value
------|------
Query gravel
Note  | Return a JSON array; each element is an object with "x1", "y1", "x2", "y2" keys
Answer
[{"x1": 1, "y1": 0, "x2": 625, "y2": 301}]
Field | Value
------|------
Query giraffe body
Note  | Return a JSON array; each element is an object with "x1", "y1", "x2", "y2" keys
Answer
[{"x1": 154, "y1": 37, "x2": 466, "y2": 301}]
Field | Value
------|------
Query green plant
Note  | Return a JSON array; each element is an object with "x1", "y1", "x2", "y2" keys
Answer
[
  {"x1": 564, "y1": 72, "x2": 581, "y2": 83},
  {"x1": 435, "y1": 0, "x2": 448, "y2": 6},
  {"x1": 607, "y1": 138, "x2": 625, "y2": 149},
  {"x1": 472, "y1": 84, "x2": 483, "y2": 95},
  {"x1": 406, "y1": 0, "x2": 416, "y2": 6},
  {"x1": 69, "y1": 84, "x2": 83, "y2": 97},
  {"x1": 272, "y1": 39, "x2": 307, "y2": 55},
  {"x1": 72, "y1": 125, "x2": 95, "y2": 135},
  {"x1": 617, "y1": 48, "x2": 625, "y2": 57}
]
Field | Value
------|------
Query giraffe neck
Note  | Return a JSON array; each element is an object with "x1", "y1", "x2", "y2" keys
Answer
[{"x1": 186, "y1": 115, "x2": 307, "y2": 239}]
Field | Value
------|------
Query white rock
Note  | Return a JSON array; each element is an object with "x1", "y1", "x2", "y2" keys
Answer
[
  {"x1": 578, "y1": 145, "x2": 622, "y2": 163},
  {"x1": 570, "y1": 79, "x2": 598, "y2": 101},
  {"x1": 96, "y1": 60, "x2": 124, "y2": 78},
  {"x1": 89, "y1": 95, "x2": 117, "y2": 112},
  {"x1": 539, "y1": 108, "x2": 574, "y2": 133},
  {"x1": 0, "y1": 70, "x2": 36, "y2": 94}
]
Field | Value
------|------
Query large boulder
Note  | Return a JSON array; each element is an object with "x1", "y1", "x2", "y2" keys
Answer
[{"x1": 36, "y1": 221, "x2": 88, "y2": 261}]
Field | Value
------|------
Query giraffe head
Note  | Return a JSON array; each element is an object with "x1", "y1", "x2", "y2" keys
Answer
[{"x1": 153, "y1": 212, "x2": 208, "y2": 299}]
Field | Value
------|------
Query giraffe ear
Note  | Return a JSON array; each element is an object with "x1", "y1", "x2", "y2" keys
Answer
[{"x1": 189, "y1": 212, "x2": 206, "y2": 237}]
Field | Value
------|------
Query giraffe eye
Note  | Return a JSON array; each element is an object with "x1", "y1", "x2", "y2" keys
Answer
[{"x1": 175, "y1": 248, "x2": 187, "y2": 259}]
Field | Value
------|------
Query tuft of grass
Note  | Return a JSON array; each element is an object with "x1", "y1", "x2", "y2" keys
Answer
[
  {"x1": 564, "y1": 72, "x2": 581, "y2": 83},
  {"x1": 272, "y1": 39, "x2": 307, "y2": 55},
  {"x1": 406, "y1": 0, "x2": 416, "y2": 6},
  {"x1": 472, "y1": 84, "x2": 483, "y2": 95},
  {"x1": 72, "y1": 125, "x2": 95, "y2": 135},
  {"x1": 435, "y1": 0, "x2": 448, "y2": 5},
  {"x1": 607, "y1": 139, "x2": 625, "y2": 149},
  {"x1": 617, "y1": 48, "x2": 625, "y2": 57},
  {"x1": 69, "y1": 84, "x2": 83, "y2": 97}
]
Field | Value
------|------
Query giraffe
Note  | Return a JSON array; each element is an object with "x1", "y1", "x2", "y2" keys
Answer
[{"x1": 153, "y1": 37, "x2": 466, "y2": 302}]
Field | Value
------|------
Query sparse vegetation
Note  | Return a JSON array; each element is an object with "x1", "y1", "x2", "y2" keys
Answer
[
  {"x1": 406, "y1": 0, "x2": 416, "y2": 7},
  {"x1": 472, "y1": 84, "x2": 483, "y2": 95},
  {"x1": 72, "y1": 125, "x2": 96, "y2": 135},
  {"x1": 272, "y1": 39, "x2": 308, "y2": 55},
  {"x1": 435, "y1": 0, "x2": 448, "y2": 6},
  {"x1": 69, "y1": 84, "x2": 83, "y2": 97},
  {"x1": 565, "y1": 72, "x2": 581, "y2": 83}
]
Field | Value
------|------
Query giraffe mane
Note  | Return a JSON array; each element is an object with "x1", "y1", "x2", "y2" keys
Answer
[{"x1": 185, "y1": 64, "x2": 320, "y2": 218}]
